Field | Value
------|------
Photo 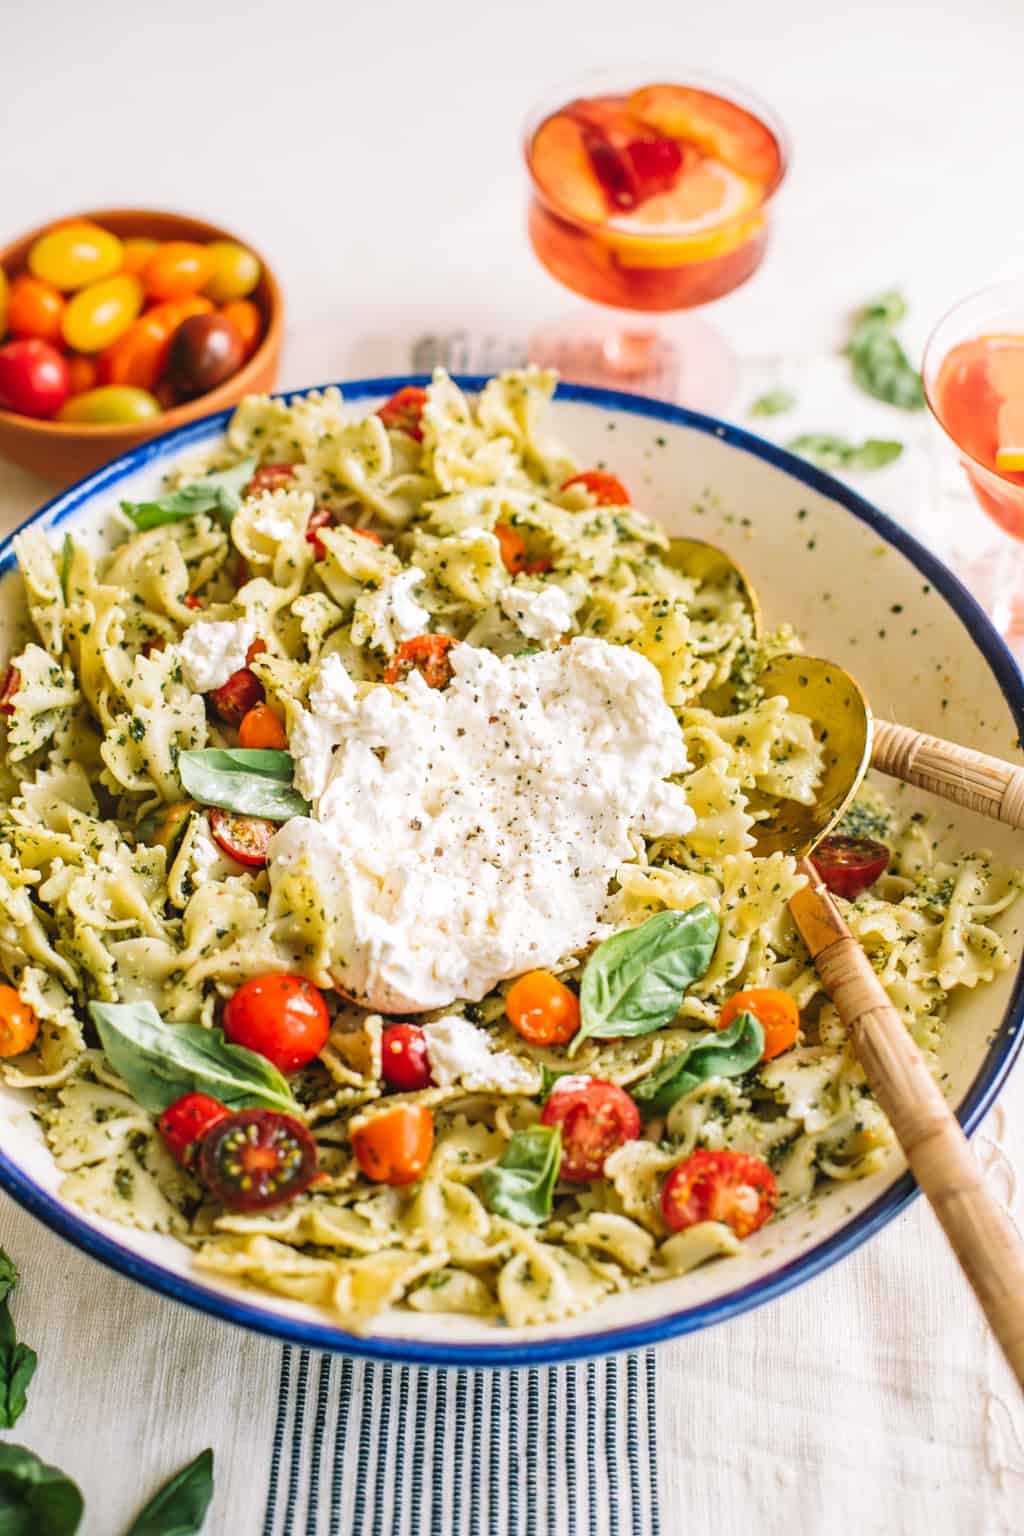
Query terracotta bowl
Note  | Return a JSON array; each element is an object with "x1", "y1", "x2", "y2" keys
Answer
[{"x1": 0, "y1": 208, "x2": 283, "y2": 483}]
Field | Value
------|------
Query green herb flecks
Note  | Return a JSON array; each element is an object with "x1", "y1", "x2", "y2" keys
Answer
[
  {"x1": 631, "y1": 1012, "x2": 764, "y2": 1115},
  {"x1": 121, "y1": 459, "x2": 256, "y2": 531},
  {"x1": 480, "y1": 1126, "x2": 562, "y2": 1226},
  {"x1": 845, "y1": 290, "x2": 925, "y2": 410},
  {"x1": 177, "y1": 748, "x2": 309, "y2": 821}
]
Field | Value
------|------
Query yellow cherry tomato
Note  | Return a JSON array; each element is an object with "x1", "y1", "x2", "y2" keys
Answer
[
  {"x1": 143, "y1": 242, "x2": 215, "y2": 301},
  {"x1": 203, "y1": 241, "x2": 261, "y2": 303},
  {"x1": 61, "y1": 274, "x2": 143, "y2": 354},
  {"x1": 0, "y1": 268, "x2": 8, "y2": 340},
  {"x1": 57, "y1": 384, "x2": 159, "y2": 423},
  {"x1": 121, "y1": 237, "x2": 159, "y2": 275},
  {"x1": 28, "y1": 221, "x2": 123, "y2": 291}
]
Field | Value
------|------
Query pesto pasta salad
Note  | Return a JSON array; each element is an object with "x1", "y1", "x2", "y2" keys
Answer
[{"x1": 0, "y1": 369, "x2": 1019, "y2": 1330}]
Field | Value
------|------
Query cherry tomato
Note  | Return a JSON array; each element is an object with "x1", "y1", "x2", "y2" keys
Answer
[
  {"x1": 0, "y1": 269, "x2": 7, "y2": 339},
  {"x1": 718, "y1": 986, "x2": 800, "y2": 1062},
  {"x1": 166, "y1": 312, "x2": 244, "y2": 401},
  {"x1": 384, "y1": 635, "x2": 456, "y2": 689},
  {"x1": 61, "y1": 274, "x2": 143, "y2": 354},
  {"x1": 810, "y1": 835, "x2": 890, "y2": 900},
  {"x1": 143, "y1": 241, "x2": 215, "y2": 301},
  {"x1": 146, "y1": 799, "x2": 195, "y2": 858},
  {"x1": 209, "y1": 809, "x2": 275, "y2": 868},
  {"x1": 98, "y1": 298, "x2": 212, "y2": 391},
  {"x1": 219, "y1": 298, "x2": 262, "y2": 358},
  {"x1": 120, "y1": 237, "x2": 159, "y2": 276},
  {"x1": 305, "y1": 505, "x2": 334, "y2": 559},
  {"x1": 246, "y1": 462, "x2": 294, "y2": 495},
  {"x1": 493, "y1": 521, "x2": 552, "y2": 575},
  {"x1": 158, "y1": 1092, "x2": 230, "y2": 1166},
  {"x1": 661, "y1": 1149, "x2": 777, "y2": 1239},
  {"x1": 238, "y1": 704, "x2": 288, "y2": 751},
  {"x1": 198, "y1": 1108, "x2": 319, "y2": 1210},
  {"x1": 376, "y1": 385, "x2": 428, "y2": 441},
  {"x1": 66, "y1": 354, "x2": 98, "y2": 394},
  {"x1": 506, "y1": 970, "x2": 580, "y2": 1046},
  {"x1": 28, "y1": 221, "x2": 122, "y2": 291},
  {"x1": 207, "y1": 666, "x2": 264, "y2": 724},
  {"x1": 0, "y1": 339, "x2": 70, "y2": 418},
  {"x1": 224, "y1": 973, "x2": 330, "y2": 1073},
  {"x1": 183, "y1": 592, "x2": 203, "y2": 610},
  {"x1": 540, "y1": 1077, "x2": 640, "y2": 1181},
  {"x1": 57, "y1": 385, "x2": 159, "y2": 424},
  {"x1": 352, "y1": 1103, "x2": 434, "y2": 1186},
  {"x1": 380, "y1": 1023, "x2": 432, "y2": 1092},
  {"x1": 0, "y1": 666, "x2": 20, "y2": 714},
  {"x1": 6, "y1": 276, "x2": 65, "y2": 344},
  {"x1": 0, "y1": 987, "x2": 39, "y2": 1058},
  {"x1": 560, "y1": 471, "x2": 630, "y2": 506},
  {"x1": 203, "y1": 241, "x2": 261, "y2": 304}
]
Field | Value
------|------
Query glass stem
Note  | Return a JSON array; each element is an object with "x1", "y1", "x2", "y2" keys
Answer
[{"x1": 601, "y1": 328, "x2": 664, "y2": 377}]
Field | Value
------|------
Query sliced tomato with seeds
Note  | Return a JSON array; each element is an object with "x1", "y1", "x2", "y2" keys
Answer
[
  {"x1": 540, "y1": 1077, "x2": 640, "y2": 1181},
  {"x1": 560, "y1": 470, "x2": 630, "y2": 506},
  {"x1": 158, "y1": 1092, "x2": 230, "y2": 1166},
  {"x1": 246, "y1": 462, "x2": 295, "y2": 496},
  {"x1": 198, "y1": 1108, "x2": 319, "y2": 1210},
  {"x1": 384, "y1": 634, "x2": 456, "y2": 689},
  {"x1": 208, "y1": 666, "x2": 265, "y2": 724},
  {"x1": 380, "y1": 1023, "x2": 432, "y2": 1092},
  {"x1": 223, "y1": 973, "x2": 330, "y2": 1074},
  {"x1": 661, "y1": 1149, "x2": 777, "y2": 1239},
  {"x1": 210, "y1": 809, "x2": 275, "y2": 868},
  {"x1": 0, "y1": 666, "x2": 20, "y2": 716},
  {"x1": 810, "y1": 835, "x2": 890, "y2": 900},
  {"x1": 376, "y1": 385, "x2": 428, "y2": 441}
]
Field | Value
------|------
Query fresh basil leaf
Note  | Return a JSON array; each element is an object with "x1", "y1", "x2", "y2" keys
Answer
[
  {"x1": 480, "y1": 1126, "x2": 561, "y2": 1226},
  {"x1": 0, "y1": 1253, "x2": 17, "y2": 1308},
  {"x1": 121, "y1": 459, "x2": 256, "y2": 532},
  {"x1": 631, "y1": 1012, "x2": 765, "y2": 1115},
  {"x1": 571, "y1": 905, "x2": 719, "y2": 1055},
  {"x1": 126, "y1": 1447, "x2": 214, "y2": 1536},
  {"x1": 854, "y1": 289, "x2": 906, "y2": 328},
  {"x1": 0, "y1": 1249, "x2": 35, "y2": 1431},
  {"x1": 786, "y1": 434, "x2": 903, "y2": 472},
  {"x1": 59, "y1": 534, "x2": 73, "y2": 602},
  {"x1": 177, "y1": 748, "x2": 309, "y2": 820},
  {"x1": 539, "y1": 1065, "x2": 571, "y2": 1100},
  {"x1": 89, "y1": 1001, "x2": 295, "y2": 1115},
  {"x1": 749, "y1": 389, "x2": 796, "y2": 418},
  {"x1": 844, "y1": 291, "x2": 924, "y2": 410},
  {"x1": 0, "y1": 1444, "x2": 83, "y2": 1535}
]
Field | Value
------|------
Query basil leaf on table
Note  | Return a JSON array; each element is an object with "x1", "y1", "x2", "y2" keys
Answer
[
  {"x1": 749, "y1": 389, "x2": 796, "y2": 418},
  {"x1": 570, "y1": 905, "x2": 719, "y2": 1056},
  {"x1": 177, "y1": 748, "x2": 310, "y2": 820},
  {"x1": 0, "y1": 1248, "x2": 35, "y2": 1432},
  {"x1": 89, "y1": 1001, "x2": 295, "y2": 1115},
  {"x1": 631, "y1": 1011, "x2": 765, "y2": 1116},
  {"x1": 125, "y1": 1447, "x2": 214, "y2": 1536},
  {"x1": 786, "y1": 435, "x2": 904, "y2": 472},
  {"x1": 0, "y1": 1444, "x2": 83, "y2": 1535},
  {"x1": 845, "y1": 290, "x2": 925, "y2": 410},
  {"x1": 121, "y1": 458, "x2": 256, "y2": 531},
  {"x1": 480, "y1": 1126, "x2": 562, "y2": 1226}
]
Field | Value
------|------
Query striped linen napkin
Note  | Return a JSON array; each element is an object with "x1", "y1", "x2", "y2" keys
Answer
[{"x1": 261, "y1": 1349, "x2": 661, "y2": 1536}]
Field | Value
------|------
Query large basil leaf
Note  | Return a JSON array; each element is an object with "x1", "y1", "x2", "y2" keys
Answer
[
  {"x1": 0, "y1": 1249, "x2": 35, "y2": 1432},
  {"x1": 177, "y1": 749, "x2": 309, "y2": 821},
  {"x1": 631, "y1": 1012, "x2": 764, "y2": 1116},
  {"x1": 126, "y1": 1448, "x2": 214, "y2": 1536},
  {"x1": 0, "y1": 1444, "x2": 83, "y2": 1535},
  {"x1": 121, "y1": 459, "x2": 256, "y2": 531},
  {"x1": 480, "y1": 1126, "x2": 561, "y2": 1226},
  {"x1": 570, "y1": 905, "x2": 719, "y2": 1055},
  {"x1": 89, "y1": 1001, "x2": 295, "y2": 1116},
  {"x1": 787, "y1": 434, "x2": 903, "y2": 473},
  {"x1": 845, "y1": 291, "x2": 924, "y2": 411}
]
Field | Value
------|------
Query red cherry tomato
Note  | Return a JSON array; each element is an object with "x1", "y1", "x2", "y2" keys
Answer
[
  {"x1": 540, "y1": 1077, "x2": 640, "y2": 1181},
  {"x1": 352, "y1": 1103, "x2": 434, "y2": 1185},
  {"x1": 376, "y1": 385, "x2": 428, "y2": 441},
  {"x1": 158, "y1": 1092, "x2": 230, "y2": 1166},
  {"x1": 0, "y1": 339, "x2": 70, "y2": 419},
  {"x1": 183, "y1": 593, "x2": 203, "y2": 610},
  {"x1": 380, "y1": 1023, "x2": 432, "y2": 1091},
  {"x1": 6, "y1": 276, "x2": 65, "y2": 344},
  {"x1": 198, "y1": 1108, "x2": 319, "y2": 1210},
  {"x1": 223, "y1": 973, "x2": 331, "y2": 1074},
  {"x1": 560, "y1": 470, "x2": 630, "y2": 506},
  {"x1": 246, "y1": 462, "x2": 295, "y2": 495},
  {"x1": 0, "y1": 666, "x2": 20, "y2": 715},
  {"x1": 661, "y1": 1149, "x2": 777, "y2": 1239},
  {"x1": 810, "y1": 835, "x2": 890, "y2": 900},
  {"x1": 384, "y1": 635, "x2": 456, "y2": 689},
  {"x1": 209, "y1": 809, "x2": 275, "y2": 868},
  {"x1": 207, "y1": 666, "x2": 265, "y2": 724},
  {"x1": 305, "y1": 505, "x2": 334, "y2": 559}
]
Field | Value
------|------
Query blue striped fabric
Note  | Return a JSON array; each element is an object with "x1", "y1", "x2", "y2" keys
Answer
[{"x1": 262, "y1": 1350, "x2": 660, "y2": 1536}]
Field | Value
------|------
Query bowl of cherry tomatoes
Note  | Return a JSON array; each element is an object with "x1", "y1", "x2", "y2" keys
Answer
[{"x1": 0, "y1": 208, "x2": 283, "y2": 482}]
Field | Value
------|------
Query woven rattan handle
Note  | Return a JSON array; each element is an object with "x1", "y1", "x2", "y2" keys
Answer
[
  {"x1": 792, "y1": 858, "x2": 1024, "y2": 1388},
  {"x1": 872, "y1": 718, "x2": 1024, "y2": 829}
]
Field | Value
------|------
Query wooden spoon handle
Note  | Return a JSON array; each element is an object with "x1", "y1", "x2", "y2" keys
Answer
[
  {"x1": 872, "y1": 718, "x2": 1024, "y2": 829},
  {"x1": 792, "y1": 858, "x2": 1024, "y2": 1388}
]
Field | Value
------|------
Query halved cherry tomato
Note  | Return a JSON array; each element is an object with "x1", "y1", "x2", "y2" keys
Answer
[
  {"x1": 495, "y1": 522, "x2": 529, "y2": 574},
  {"x1": 247, "y1": 462, "x2": 294, "y2": 495},
  {"x1": 220, "y1": 298, "x2": 263, "y2": 358},
  {"x1": 246, "y1": 638, "x2": 267, "y2": 664},
  {"x1": 376, "y1": 385, "x2": 428, "y2": 441},
  {"x1": 718, "y1": 986, "x2": 799, "y2": 1062},
  {"x1": 305, "y1": 505, "x2": 334, "y2": 559},
  {"x1": 0, "y1": 339, "x2": 70, "y2": 418},
  {"x1": 0, "y1": 666, "x2": 20, "y2": 715},
  {"x1": 143, "y1": 241, "x2": 215, "y2": 301},
  {"x1": 540, "y1": 1077, "x2": 640, "y2": 1181},
  {"x1": 238, "y1": 704, "x2": 288, "y2": 751},
  {"x1": 506, "y1": 970, "x2": 580, "y2": 1046},
  {"x1": 661, "y1": 1149, "x2": 776, "y2": 1239},
  {"x1": 810, "y1": 835, "x2": 890, "y2": 901},
  {"x1": 208, "y1": 666, "x2": 265, "y2": 724},
  {"x1": 381, "y1": 1023, "x2": 432, "y2": 1091},
  {"x1": 209, "y1": 809, "x2": 275, "y2": 868},
  {"x1": 0, "y1": 987, "x2": 39, "y2": 1058},
  {"x1": 560, "y1": 470, "x2": 630, "y2": 506},
  {"x1": 384, "y1": 634, "x2": 456, "y2": 689},
  {"x1": 66, "y1": 354, "x2": 98, "y2": 394},
  {"x1": 352, "y1": 1103, "x2": 434, "y2": 1185},
  {"x1": 6, "y1": 276, "x2": 65, "y2": 344},
  {"x1": 198, "y1": 1108, "x2": 319, "y2": 1210},
  {"x1": 224, "y1": 973, "x2": 330, "y2": 1073},
  {"x1": 158, "y1": 1092, "x2": 230, "y2": 1166}
]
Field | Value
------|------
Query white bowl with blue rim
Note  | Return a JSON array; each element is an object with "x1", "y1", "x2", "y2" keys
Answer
[{"x1": 1, "y1": 377, "x2": 1022, "y2": 1366}]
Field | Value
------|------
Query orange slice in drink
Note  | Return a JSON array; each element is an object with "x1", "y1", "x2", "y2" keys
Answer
[
  {"x1": 628, "y1": 84, "x2": 781, "y2": 185},
  {"x1": 988, "y1": 337, "x2": 1024, "y2": 400},
  {"x1": 996, "y1": 398, "x2": 1024, "y2": 473},
  {"x1": 603, "y1": 161, "x2": 763, "y2": 267}
]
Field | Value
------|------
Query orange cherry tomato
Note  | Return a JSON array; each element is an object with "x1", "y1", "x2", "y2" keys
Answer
[
  {"x1": 66, "y1": 354, "x2": 99, "y2": 394},
  {"x1": 121, "y1": 237, "x2": 160, "y2": 275},
  {"x1": 61, "y1": 274, "x2": 143, "y2": 354},
  {"x1": 376, "y1": 385, "x2": 428, "y2": 441},
  {"x1": 6, "y1": 276, "x2": 65, "y2": 344},
  {"x1": 99, "y1": 296, "x2": 213, "y2": 389},
  {"x1": 560, "y1": 470, "x2": 630, "y2": 506},
  {"x1": 0, "y1": 986, "x2": 40, "y2": 1057},
  {"x1": 493, "y1": 521, "x2": 552, "y2": 576},
  {"x1": 219, "y1": 299, "x2": 262, "y2": 358},
  {"x1": 661, "y1": 1149, "x2": 777, "y2": 1238},
  {"x1": 506, "y1": 970, "x2": 580, "y2": 1046},
  {"x1": 142, "y1": 241, "x2": 215, "y2": 301},
  {"x1": 384, "y1": 635, "x2": 456, "y2": 688},
  {"x1": 352, "y1": 1103, "x2": 434, "y2": 1186},
  {"x1": 238, "y1": 703, "x2": 288, "y2": 751},
  {"x1": 224, "y1": 973, "x2": 330, "y2": 1074},
  {"x1": 718, "y1": 987, "x2": 800, "y2": 1062}
]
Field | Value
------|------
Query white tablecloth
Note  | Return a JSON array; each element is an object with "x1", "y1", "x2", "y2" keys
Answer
[{"x1": 1, "y1": 2, "x2": 1023, "y2": 1530}]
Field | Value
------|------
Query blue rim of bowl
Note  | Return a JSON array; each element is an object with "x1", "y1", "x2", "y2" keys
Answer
[{"x1": 1, "y1": 375, "x2": 1022, "y2": 1367}]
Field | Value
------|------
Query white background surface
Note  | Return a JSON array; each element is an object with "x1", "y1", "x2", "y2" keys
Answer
[{"x1": 1, "y1": 1, "x2": 1023, "y2": 1532}]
